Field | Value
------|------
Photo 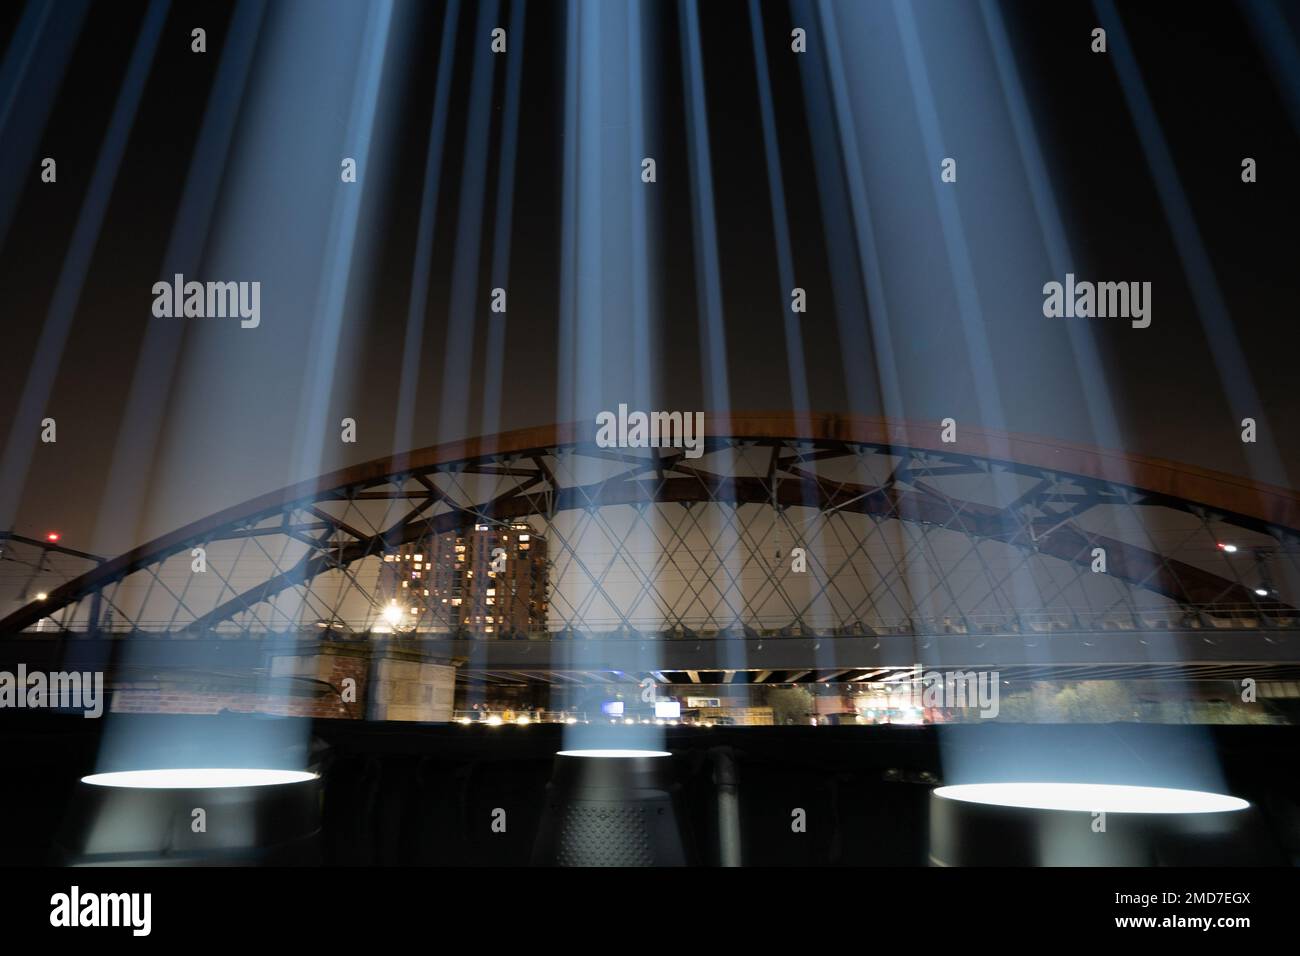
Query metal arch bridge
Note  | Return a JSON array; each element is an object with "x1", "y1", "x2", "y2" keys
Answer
[{"x1": 4, "y1": 413, "x2": 1300, "y2": 650}]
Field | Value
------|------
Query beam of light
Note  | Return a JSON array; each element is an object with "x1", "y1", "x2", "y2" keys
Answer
[
  {"x1": 249, "y1": 0, "x2": 397, "y2": 638},
  {"x1": 795, "y1": 0, "x2": 898, "y2": 419},
  {"x1": 627, "y1": 0, "x2": 658, "y2": 409},
  {"x1": 978, "y1": 0, "x2": 1126, "y2": 455},
  {"x1": 677, "y1": 0, "x2": 751, "y2": 666},
  {"x1": 480, "y1": 0, "x2": 527, "y2": 441},
  {"x1": 972, "y1": 0, "x2": 1146, "y2": 670},
  {"x1": 677, "y1": 0, "x2": 729, "y2": 413},
  {"x1": 82, "y1": 768, "x2": 318, "y2": 789},
  {"x1": 834, "y1": 0, "x2": 1024, "y2": 481},
  {"x1": 0, "y1": 0, "x2": 56, "y2": 137},
  {"x1": 821, "y1": 0, "x2": 1159, "y2": 626},
  {"x1": 92, "y1": 0, "x2": 268, "y2": 562},
  {"x1": 1243, "y1": 0, "x2": 1300, "y2": 135},
  {"x1": 88, "y1": 0, "x2": 408, "y2": 786},
  {"x1": 390, "y1": 0, "x2": 461, "y2": 473},
  {"x1": 888, "y1": 0, "x2": 1008, "y2": 437},
  {"x1": 748, "y1": 0, "x2": 833, "y2": 638},
  {"x1": 0, "y1": 0, "x2": 169, "y2": 536},
  {"x1": 747, "y1": 0, "x2": 809, "y2": 427},
  {"x1": 795, "y1": 0, "x2": 921, "y2": 647},
  {"x1": 808, "y1": 0, "x2": 943, "y2": 622},
  {"x1": 288, "y1": 0, "x2": 394, "y2": 502},
  {"x1": 435, "y1": 0, "x2": 502, "y2": 712},
  {"x1": 135, "y1": 0, "x2": 406, "y2": 606},
  {"x1": 436, "y1": 0, "x2": 501, "y2": 445},
  {"x1": 555, "y1": 0, "x2": 664, "y2": 754},
  {"x1": 805, "y1": 2, "x2": 1229, "y2": 738},
  {"x1": 617, "y1": 2, "x2": 669, "y2": 657},
  {"x1": 934, "y1": 782, "x2": 1248, "y2": 814},
  {"x1": 619, "y1": 1, "x2": 666, "y2": 650},
  {"x1": 556, "y1": 0, "x2": 581, "y2": 428},
  {"x1": 886, "y1": 0, "x2": 1047, "y2": 617},
  {"x1": 0, "y1": 0, "x2": 90, "y2": 250},
  {"x1": 574, "y1": 0, "x2": 604, "y2": 423},
  {"x1": 1095, "y1": 0, "x2": 1292, "y2": 491}
]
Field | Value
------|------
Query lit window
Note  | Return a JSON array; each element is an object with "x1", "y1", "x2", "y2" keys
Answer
[
  {"x1": 424, "y1": 589, "x2": 430, "y2": 596},
  {"x1": 414, "y1": 554, "x2": 423, "y2": 562},
  {"x1": 519, "y1": 534, "x2": 530, "y2": 542},
  {"x1": 475, "y1": 524, "x2": 488, "y2": 531},
  {"x1": 384, "y1": 555, "x2": 395, "y2": 562},
  {"x1": 413, "y1": 562, "x2": 422, "y2": 570},
  {"x1": 486, "y1": 598, "x2": 495, "y2": 605},
  {"x1": 519, "y1": 542, "x2": 529, "y2": 551},
  {"x1": 402, "y1": 581, "x2": 409, "y2": 589},
  {"x1": 486, "y1": 589, "x2": 496, "y2": 596}
]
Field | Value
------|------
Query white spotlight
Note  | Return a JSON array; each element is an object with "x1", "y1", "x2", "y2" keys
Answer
[
  {"x1": 556, "y1": 749, "x2": 672, "y2": 758},
  {"x1": 930, "y1": 781, "x2": 1253, "y2": 866},
  {"x1": 64, "y1": 768, "x2": 321, "y2": 864},
  {"x1": 934, "y1": 782, "x2": 1248, "y2": 814},
  {"x1": 82, "y1": 768, "x2": 318, "y2": 789}
]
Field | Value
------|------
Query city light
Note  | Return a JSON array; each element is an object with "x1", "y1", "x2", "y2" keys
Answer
[{"x1": 45, "y1": 531, "x2": 61, "y2": 543}]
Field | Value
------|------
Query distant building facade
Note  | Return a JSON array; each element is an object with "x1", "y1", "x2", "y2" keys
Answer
[{"x1": 375, "y1": 522, "x2": 547, "y2": 635}]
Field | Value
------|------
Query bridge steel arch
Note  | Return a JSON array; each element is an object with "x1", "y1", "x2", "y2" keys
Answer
[{"x1": 4, "y1": 413, "x2": 1300, "y2": 636}]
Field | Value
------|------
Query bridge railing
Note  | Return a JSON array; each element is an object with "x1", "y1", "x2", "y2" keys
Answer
[{"x1": 14, "y1": 604, "x2": 1298, "y2": 637}]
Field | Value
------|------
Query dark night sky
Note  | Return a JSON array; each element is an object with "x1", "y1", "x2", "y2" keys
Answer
[{"x1": 0, "y1": 0, "x2": 1297, "y2": 559}]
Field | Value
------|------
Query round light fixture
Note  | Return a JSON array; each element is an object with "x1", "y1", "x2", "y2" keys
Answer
[
  {"x1": 930, "y1": 781, "x2": 1259, "y2": 866},
  {"x1": 533, "y1": 750, "x2": 686, "y2": 866},
  {"x1": 82, "y1": 768, "x2": 318, "y2": 789},
  {"x1": 61, "y1": 768, "x2": 322, "y2": 865},
  {"x1": 556, "y1": 749, "x2": 672, "y2": 758},
  {"x1": 934, "y1": 782, "x2": 1248, "y2": 814}
]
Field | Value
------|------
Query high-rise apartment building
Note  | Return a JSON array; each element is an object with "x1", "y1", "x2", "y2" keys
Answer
[{"x1": 375, "y1": 522, "x2": 547, "y2": 635}]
